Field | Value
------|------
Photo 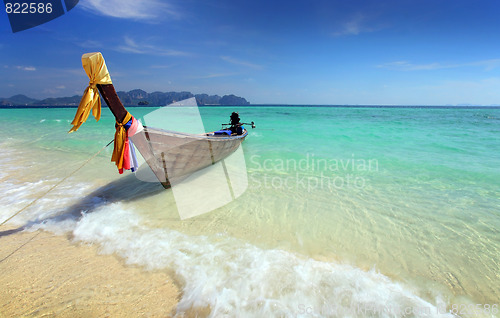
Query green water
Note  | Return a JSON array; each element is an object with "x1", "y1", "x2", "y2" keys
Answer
[
  {"x1": 1, "y1": 106, "x2": 499, "y2": 313},
  {"x1": 201, "y1": 106, "x2": 500, "y2": 304}
]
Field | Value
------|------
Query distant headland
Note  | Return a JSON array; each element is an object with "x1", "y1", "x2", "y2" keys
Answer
[{"x1": 0, "y1": 89, "x2": 250, "y2": 107}]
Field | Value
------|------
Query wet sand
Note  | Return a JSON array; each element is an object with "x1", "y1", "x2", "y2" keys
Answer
[{"x1": 0, "y1": 227, "x2": 179, "y2": 317}]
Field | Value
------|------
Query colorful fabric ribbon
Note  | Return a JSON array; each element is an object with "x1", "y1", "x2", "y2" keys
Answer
[
  {"x1": 113, "y1": 115, "x2": 142, "y2": 174},
  {"x1": 69, "y1": 52, "x2": 113, "y2": 133},
  {"x1": 128, "y1": 138, "x2": 139, "y2": 173},
  {"x1": 111, "y1": 112, "x2": 132, "y2": 172},
  {"x1": 126, "y1": 117, "x2": 142, "y2": 173}
]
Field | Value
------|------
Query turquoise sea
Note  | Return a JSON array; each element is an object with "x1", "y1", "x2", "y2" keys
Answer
[{"x1": 0, "y1": 106, "x2": 499, "y2": 317}]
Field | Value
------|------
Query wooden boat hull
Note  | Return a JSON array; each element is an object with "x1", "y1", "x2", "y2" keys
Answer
[{"x1": 131, "y1": 126, "x2": 247, "y2": 187}]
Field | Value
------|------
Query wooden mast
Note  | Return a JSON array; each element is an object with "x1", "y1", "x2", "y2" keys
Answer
[{"x1": 96, "y1": 84, "x2": 128, "y2": 123}]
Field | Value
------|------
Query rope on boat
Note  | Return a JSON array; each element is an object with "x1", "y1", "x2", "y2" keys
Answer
[{"x1": 0, "y1": 139, "x2": 114, "y2": 228}]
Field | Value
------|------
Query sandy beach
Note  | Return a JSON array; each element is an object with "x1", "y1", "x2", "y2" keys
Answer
[{"x1": 0, "y1": 227, "x2": 179, "y2": 317}]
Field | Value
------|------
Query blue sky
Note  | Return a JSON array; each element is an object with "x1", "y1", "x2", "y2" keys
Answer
[{"x1": 1, "y1": 0, "x2": 500, "y2": 105}]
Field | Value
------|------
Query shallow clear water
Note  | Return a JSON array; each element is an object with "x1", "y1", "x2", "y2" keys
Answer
[{"x1": 1, "y1": 106, "x2": 499, "y2": 317}]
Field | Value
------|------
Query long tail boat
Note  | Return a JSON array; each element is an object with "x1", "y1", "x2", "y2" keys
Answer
[{"x1": 69, "y1": 52, "x2": 252, "y2": 188}]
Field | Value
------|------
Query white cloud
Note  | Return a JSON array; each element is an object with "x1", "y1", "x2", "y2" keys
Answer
[
  {"x1": 150, "y1": 64, "x2": 175, "y2": 69},
  {"x1": 43, "y1": 88, "x2": 59, "y2": 95},
  {"x1": 117, "y1": 36, "x2": 190, "y2": 56},
  {"x1": 332, "y1": 13, "x2": 379, "y2": 37},
  {"x1": 419, "y1": 77, "x2": 500, "y2": 105},
  {"x1": 56, "y1": 85, "x2": 66, "y2": 89},
  {"x1": 377, "y1": 59, "x2": 500, "y2": 71},
  {"x1": 220, "y1": 56, "x2": 262, "y2": 69},
  {"x1": 377, "y1": 61, "x2": 443, "y2": 71},
  {"x1": 192, "y1": 73, "x2": 239, "y2": 79},
  {"x1": 16, "y1": 66, "x2": 36, "y2": 71},
  {"x1": 78, "y1": 40, "x2": 104, "y2": 49},
  {"x1": 79, "y1": 0, "x2": 180, "y2": 21},
  {"x1": 472, "y1": 59, "x2": 500, "y2": 71}
]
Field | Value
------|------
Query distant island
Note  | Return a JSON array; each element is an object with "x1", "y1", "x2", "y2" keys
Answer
[{"x1": 0, "y1": 89, "x2": 250, "y2": 107}]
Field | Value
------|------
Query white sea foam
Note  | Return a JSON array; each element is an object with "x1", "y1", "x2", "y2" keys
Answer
[
  {"x1": 50, "y1": 205, "x2": 451, "y2": 318},
  {"x1": 0, "y1": 154, "x2": 454, "y2": 317},
  {"x1": 0, "y1": 146, "x2": 95, "y2": 226},
  {"x1": 0, "y1": 178, "x2": 94, "y2": 227},
  {"x1": 0, "y1": 142, "x2": 455, "y2": 317}
]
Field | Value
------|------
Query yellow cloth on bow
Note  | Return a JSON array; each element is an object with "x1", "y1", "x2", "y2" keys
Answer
[
  {"x1": 69, "y1": 52, "x2": 112, "y2": 133},
  {"x1": 111, "y1": 112, "x2": 132, "y2": 170}
]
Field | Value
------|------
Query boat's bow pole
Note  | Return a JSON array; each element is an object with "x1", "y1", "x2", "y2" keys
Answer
[{"x1": 96, "y1": 84, "x2": 128, "y2": 123}]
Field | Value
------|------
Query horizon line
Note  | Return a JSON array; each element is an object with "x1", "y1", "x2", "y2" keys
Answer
[{"x1": 2, "y1": 105, "x2": 500, "y2": 110}]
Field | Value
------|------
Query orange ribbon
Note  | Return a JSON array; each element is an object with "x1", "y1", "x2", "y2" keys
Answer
[{"x1": 111, "y1": 112, "x2": 132, "y2": 170}]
